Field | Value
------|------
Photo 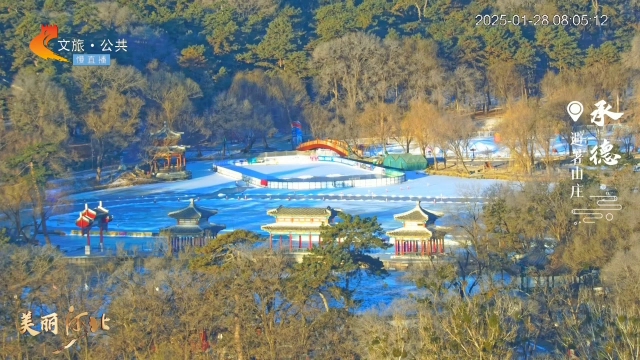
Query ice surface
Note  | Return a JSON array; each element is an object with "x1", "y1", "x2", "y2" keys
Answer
[
  {"x1": 46, "y1": 159, "x2": 510, "y2": 311},
  {"x1": 49, "y1": 160, "x2": 506, "y2": 252}
]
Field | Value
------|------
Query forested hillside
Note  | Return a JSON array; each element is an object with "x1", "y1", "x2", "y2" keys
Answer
[
  {"x1": 2, "y1": 0, "x2": 640, "y2": 236},
  {"x1": 1, "y1": 0, "x2": 639, "y2": 146}
]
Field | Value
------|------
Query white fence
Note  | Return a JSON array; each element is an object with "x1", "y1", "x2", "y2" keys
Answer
[{"x1": 213, "y1": 155, "x2": 406, "y2": 189}]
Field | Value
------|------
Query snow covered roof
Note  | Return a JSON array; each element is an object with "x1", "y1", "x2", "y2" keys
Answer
[
  {"x1": 161, "y1": 223, "x2": 226, "y2": 236},
  {"x1": 386, "y1": 227, "x2": 433, "y2": 239},
  {"x1": 168, "y1": 199, "x2": 218, "y2": 220},
  {"x1": 95, "y1": 201, "x2": 109, "y2": 215},
  {"x1": 261, "y1": 224, "x2": 328, "y2": 234},
  {"x1": 267, "y1": 206, "x2": 337, "y2": 218},
  {"x1": 152, "y1": 145, "x2": 187, "y2": 154},
  {"x1": 393, "y1": 201, "x2": 443, "y2": 223},
  {"x1": 151, "y1": 121, "x2": 183, "y2": 140}
]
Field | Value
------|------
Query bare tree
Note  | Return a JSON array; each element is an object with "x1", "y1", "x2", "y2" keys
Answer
[
  {"x1": 303, "y1": 102, "x2": 332, "y2": 139},
  {"x1": 312, "y1": 32, "x2": 383, "y2": 115},
  {"x1": 498, "y1": 100, "x2": 538, "y2": 173},
  {"x1": 84, "y1": 90, "x2": 143, "y2": 182},
  {"x1": 449, "y1": 65, "x2": 483, "y2": 112},
  {"x1": 487, "y1": 61, "x2": 523, "y2": 107},
  {"x1": 145, "y1": 70, "x2": 202, "y2": 130},
  {"x1": 402, "y1": 99, "x2": 439, "y2": 166},
  {"x1": 439, "y1": 114, "x2": 475, "y2": 172},
  {"x1": 6, "y1": 72, "x2": 70, "y2": 245},
  {"x1": 357, "y1": 102, "x2": 399, "y2": 154}
]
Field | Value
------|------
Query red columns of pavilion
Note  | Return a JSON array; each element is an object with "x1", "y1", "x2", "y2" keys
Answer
[
  {"x1": 289, "y1": 234, "x2": 293, "y2": 252},
  {"x1": 394, "y1": 239, "x2": 444, "y2": 256},
  {"x1": 269, "y1": 234, "x2": 273, "y2": 249},
  {"x1": 309, "y1": 234, "x2": 312, "y2": 250}
]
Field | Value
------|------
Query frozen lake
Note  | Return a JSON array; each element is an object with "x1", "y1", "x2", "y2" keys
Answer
[
  {"x1": 43, "y1": 160, "x2": 509, "y2": 311},
  {"x1": 50, "y1": 160, "x2": 504, "y2": 240}
]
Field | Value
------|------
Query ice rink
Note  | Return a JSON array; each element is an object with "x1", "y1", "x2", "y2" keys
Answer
[{"x1": 225, "y1": 162, "x2": 372, "y2": 180}]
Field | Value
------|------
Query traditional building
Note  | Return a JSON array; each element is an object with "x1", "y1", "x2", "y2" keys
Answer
[
  {"x1": 261, "y1": 206, "x2": 338, "y2": 251},
  {"x1": 161, "y1": 199, "x2": 226, "y2": 253},
  {"x1": 149, "y1": 121, "x2": 191, "y2": 180},
  {"x1": 387, "y1": 201, "x2": 445, "y2": 256}
]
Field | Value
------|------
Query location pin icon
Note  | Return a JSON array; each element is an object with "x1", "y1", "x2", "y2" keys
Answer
[{"x1": 567, "y1": 101, "x2": 583, "y2": 122}]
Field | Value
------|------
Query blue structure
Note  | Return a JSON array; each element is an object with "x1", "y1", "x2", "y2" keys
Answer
[{"x1": 292, "y1": 121, "x2": 303, "y2": 149}]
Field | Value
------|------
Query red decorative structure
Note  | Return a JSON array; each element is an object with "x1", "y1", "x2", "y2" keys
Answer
[
  {"x1": 296, "y1": 139, "x2": 363, "y2": 157},
  {"x1": 75, "y1": 201, "x2": 113, "y2": 255}
]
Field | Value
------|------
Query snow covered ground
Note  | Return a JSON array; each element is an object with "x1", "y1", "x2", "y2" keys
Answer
[{"x1": 365, "y1": 131, "x2": 636, "y2": 159}]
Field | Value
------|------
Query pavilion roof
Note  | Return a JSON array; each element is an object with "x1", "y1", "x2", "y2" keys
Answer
[
  {"x1": 95, "y1": 201, "x2": 109, "y2": 215},
  {"x1": 386, "y1": 227, "x2": 433, "y2": 239},
  {"x1": 151, "y1": 121, "x2": 183, "y2": 140},
  {"x1": 261, "y1": 223, "x2": 327, "y2": 234},
  {"x1": 161, "y1": 223, "x2": 226, "y2": 236},
  {"x1": 168, "y1": 199, "x2": 218, "y2": 220},
  {"x1": 394, "y1": 201, "x2": 443, "y2": 223},
  {"x1": 267, "y1": 206, "x2": 337, "y2": 218},
  {"x1": 152, "y1": 145, "x2": 187, "y2": 155}
]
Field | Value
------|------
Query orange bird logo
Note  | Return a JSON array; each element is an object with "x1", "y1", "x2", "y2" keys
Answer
[{"x1": 29, "y1": 24, "x2": 68, "y2": 62}]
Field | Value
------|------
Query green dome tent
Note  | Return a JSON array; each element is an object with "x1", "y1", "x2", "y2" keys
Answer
[{"x1": 382, "y1": 154, "x2": 428, "y2": 171}]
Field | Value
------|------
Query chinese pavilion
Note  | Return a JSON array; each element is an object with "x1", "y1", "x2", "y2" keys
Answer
[
  {"x1": 161, "y1": 199, "x2": 226, "y2": 253},
  {"x1": 387, "y1": 201, "x2": 445, "y2": 256},
  {"x1": 149, "y1": 121, "x2": 191, "y2": 180},
  {"x1": 261, "y1": 206, "x2": 338, "y2": 251}
]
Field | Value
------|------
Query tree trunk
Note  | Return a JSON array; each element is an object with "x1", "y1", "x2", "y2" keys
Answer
[
  {"x1": 263, "y1": 135, "x2": 269, "y2": 149},
  {"x1": 414, "y1": 4, "x2": 422, "y2": 21},
  {"x1": 96, "y1": 140, "x2": 104, "y2": 182},
  {"x1": 485, "y1": 90, "x2": 491, "y2": 113},
  {"x1": 29, "y1": 162, "x2": 50, "y2": 245},
  {"x1": 40, "y1": 207, "x2": 49, "y2": 246},
  {"x1": 14, "y1": 212, "x2": 22, "y2": 241},
  {"x1": 244, "y1": 137, "x2": 256, "y2": 153},
  {"x1": 432, "y1": 149, "x2": 438, "y2": 170},
  {"x1": 234, "y1": 294, "x2": 244, "y2": 360},
  {"x1": 459, "y1": 152, "x2": 469, "y2": 172}
]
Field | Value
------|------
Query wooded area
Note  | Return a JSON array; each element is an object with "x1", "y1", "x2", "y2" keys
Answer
[
  {"x1": 3, "y1": 169, "x2": 640, "y2": 358},
  {"x1": 2, "y1": 0, "x2": 640, "y2": 178}
]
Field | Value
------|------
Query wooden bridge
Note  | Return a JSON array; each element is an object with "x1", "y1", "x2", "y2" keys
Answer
[{"x1": 296, "y1": 139, "x2": 362, "y2": 157}]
